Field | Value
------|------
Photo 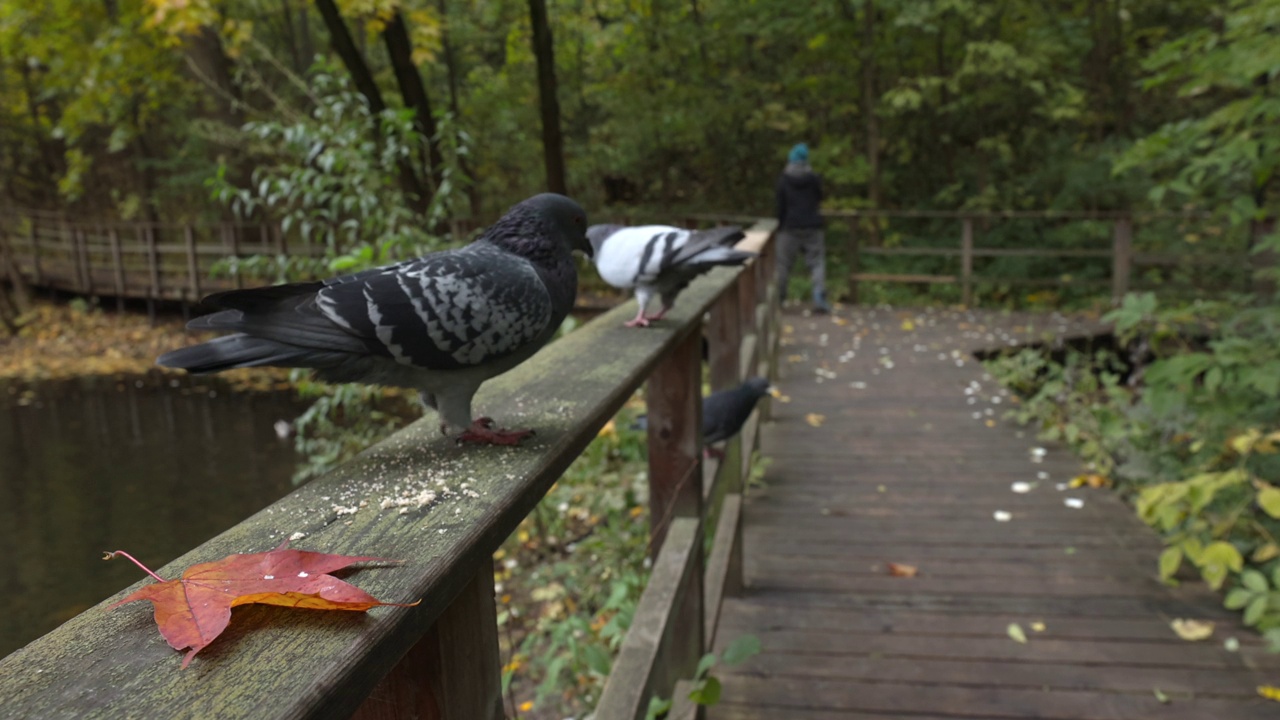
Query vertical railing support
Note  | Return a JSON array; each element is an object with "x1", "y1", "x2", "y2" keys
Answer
[
  {"x1": 646, "y1": 326, "x2": 705, "y2": 557},
  {"x1": 848, "y1": 214, "x2": 861, "y2": 305},
  {"x1": 960, "y1": 218, "x2": 974, "y2": 307},
  {"x1": 184, "y1": 224, "x2": 201, "y2": 301},
  {"x1": 108, "y1": 228, "x2": 126, "y2": 312},
  {"x1": 709, "y1": 287, "x2": 742, "y2": 392},
  {"x1": 1112, "y1": 215, "x2": 1133, "y2": 304},
  {"x1": 353, "y1": 560, "x2": 503, "y2": 720},
  {"x1": 144, "y1": 225, "x2": 160, "y2": 322}
]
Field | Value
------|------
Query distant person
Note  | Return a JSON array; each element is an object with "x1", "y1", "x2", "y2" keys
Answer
[{"x1": 775, "y1": 143, "x2": 830, "y2": 314}]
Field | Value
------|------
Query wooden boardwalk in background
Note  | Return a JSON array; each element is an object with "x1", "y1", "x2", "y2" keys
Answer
[{"x1": 710, "y1": 306, "x2": 1280, "y2": 719}]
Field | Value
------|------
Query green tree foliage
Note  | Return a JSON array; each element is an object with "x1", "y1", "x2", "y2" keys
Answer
[{"x1": 4, "y1": 0, "x2": 1268, "y2": 226}]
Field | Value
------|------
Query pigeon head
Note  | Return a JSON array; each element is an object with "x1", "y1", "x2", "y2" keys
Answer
[
  {"x1": 585, "y1": 224, "x2": 625, "y2": 257},
  {"x1": 742, "y1": 376, "x2": 772, "y2": 398},
  {"x1": 500, "y1": 193, "x2": 591, "y2": 258}
]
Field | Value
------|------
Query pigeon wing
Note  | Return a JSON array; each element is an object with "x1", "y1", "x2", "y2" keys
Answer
[{"x1": 314, "y1": 245, "x2": 555, "y2": 371}]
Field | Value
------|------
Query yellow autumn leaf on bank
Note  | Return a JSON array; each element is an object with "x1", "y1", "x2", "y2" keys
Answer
[
  {"x1": 805, "y1": 413, "x2": 826, "y2": 427},
  {"x1": 1170, "y1": 619, "x2": 1215, "y2": 641}
]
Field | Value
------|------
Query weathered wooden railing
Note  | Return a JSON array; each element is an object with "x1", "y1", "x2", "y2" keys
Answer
[
  {"x1": 830, "y1": 209, "x2": 1257, "y2": 304},
  {"x1": 0, "y1": 219, "x2": 778, "y2": 720}
]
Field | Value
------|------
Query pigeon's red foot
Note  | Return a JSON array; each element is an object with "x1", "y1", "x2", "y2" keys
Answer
[
  {"x1": 456, "y1": 417, "x2": 535, "y2": 446},
  {"x1": 704, "y1": 445, "x2": 726, "y2": 460},
  {"x1": 649, "y1": 306, "x2": 671, "y2": 321},
  {"x1": 624, "y1": 315, "x2": 652, "y2": 328}
]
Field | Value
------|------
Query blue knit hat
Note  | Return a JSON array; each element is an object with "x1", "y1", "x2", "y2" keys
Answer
[{"x1": 788, "y1": 143, "x2": 810, "y2": 163}]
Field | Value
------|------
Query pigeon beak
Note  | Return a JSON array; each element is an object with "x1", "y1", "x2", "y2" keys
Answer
[{"x1": 577, "y1": 234, "x2": 594, "y2": 259}]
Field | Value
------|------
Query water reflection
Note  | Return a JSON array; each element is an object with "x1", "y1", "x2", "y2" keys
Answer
[{"x1": 0, "y1": 375, "x2": 305, "y2": 658}]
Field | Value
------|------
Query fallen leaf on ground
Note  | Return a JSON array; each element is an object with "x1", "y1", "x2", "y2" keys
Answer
[
  {"x1": 1259, "y1": 685, "x2": 1280, "y2": 702},
  {"x1": 1069, "y1": 473, "x2": 1111, "y2": 489},
  {"x1": 1154, "y1": 688, "x2": 1171, "y2": 704},
  {"x1": 769, "y1": 387, "x2": 791, "y2": 403},
  {"x1": 886, "y1": 562, "x2": 918, "y2": 577},
  {"x1": 993, "y1": 510, "x2": 1012, "y2": 522},
  {"x1": 1170, "y1": 618, "x2": 1215, "y2": 641},
  {"x1": 108, "y1": 541, "x2": 418, "y2": 667},
  {"x1": 901, "y1": 320, "x2": 915, "y2": 331},
  {"x1": 1030, "y1": 621, "x2": 1046, "y2": 632},
  {"x1": 1007, "y1": 623, "x2": 1027, "y2": 644},
  {"x1": 805, "y1": 413, "x2": 825, "y2": 427}
]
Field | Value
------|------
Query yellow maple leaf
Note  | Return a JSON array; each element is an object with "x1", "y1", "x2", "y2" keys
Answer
[{"x1": 1170, "y1": 618, "x2": 1214, "y2": 641}]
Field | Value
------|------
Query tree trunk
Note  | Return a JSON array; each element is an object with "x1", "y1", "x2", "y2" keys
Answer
[
  {"x1": 314, "y1": 0, "x2": 429, "y2": 210},
  {"x1": 186, "y1": 26, "x2": 244, "y2": 127},
  {"x1": 436, "y1": 0, "x2": 483, "y2": 217},
  {"x1": 862, "y1": 0, "x2": 880, "y2": 211},
  {"x1": 861, "y1": 0, "x2": 881, "y2": 244},
  {"x1": 527, "y1": 0, "x2": 568, "y2": 195},
  {"x1": 382, "y1": 11, "x2": 445, "y2": 190}
]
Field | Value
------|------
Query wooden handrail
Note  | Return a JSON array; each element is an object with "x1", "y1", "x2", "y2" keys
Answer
[{"x1": 0, "y1": 220, "x2": 779, "y2": 720}]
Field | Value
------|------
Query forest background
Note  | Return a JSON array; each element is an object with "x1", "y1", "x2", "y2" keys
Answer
[{"x1": 1, "y1": 0, "x2": 1274, "y2": 239}]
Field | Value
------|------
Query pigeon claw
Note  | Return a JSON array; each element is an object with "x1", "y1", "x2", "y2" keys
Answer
[
  {"x1": 624, "y1": 315, "x2": 652, "y2": 328},
  {"x1": 704, "y1": 445, "x2": 726, "y2": 460},
  {"x1": 455, "y1": 417, "x2": 535, "y2": 446}
]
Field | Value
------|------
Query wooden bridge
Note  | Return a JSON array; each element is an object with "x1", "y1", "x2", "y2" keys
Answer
[
  {"x1": 1, "y1": 220, "x2": 1277, "y2": 718},
  {"x1": 710, "y1": 307, "x2": 1280, "y2": 718}
]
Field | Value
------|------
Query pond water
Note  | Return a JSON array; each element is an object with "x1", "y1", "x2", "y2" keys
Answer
[{"x1": 0, "y1": 375, "x2": 307, "y2": 658}]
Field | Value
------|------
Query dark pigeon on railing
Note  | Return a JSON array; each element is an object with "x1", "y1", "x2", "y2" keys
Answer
[
  {"x1": 632, "y1": 377, "x2": 774, "y2": 456},
  {"x1": 586, "y1": 223, "x2": 753, "y2": 327},
  {"x1": 157, "y1": 193, "x2": 591, "y2": 445}
]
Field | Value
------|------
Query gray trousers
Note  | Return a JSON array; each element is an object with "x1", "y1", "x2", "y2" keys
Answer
[{"x1": 775, "y1": 228, "x2": 826, "y2": 301}]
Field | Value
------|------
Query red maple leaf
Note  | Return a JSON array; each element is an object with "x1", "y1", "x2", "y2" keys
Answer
[{"x1": 107, "y1": 541, "x2": 418, "y2": 668}]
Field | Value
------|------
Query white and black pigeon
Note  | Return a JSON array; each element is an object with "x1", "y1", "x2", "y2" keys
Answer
[
  {"x1": 702, "y1": 377, "x2": 773, "y2": 456},
  {"x1": 157, "y1": 193, "x2": 591, "y2": 446},
  {"x1": 586, "y1": 223, "x2": 752, "y2": 327}
]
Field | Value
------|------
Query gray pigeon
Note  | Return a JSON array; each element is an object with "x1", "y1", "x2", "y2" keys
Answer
[
  {"x1": 631, "y1": 377, "x2": 773, "y2": 455},
  {"x1": 703, "y1": 377, "x2": 773, "y2": 451},
  {"x1": 157, "y1": 193, "x2": 591, "y2": 445},
  {"x1": 586, "y1": 223, "x2": 753, "y2": 327}
]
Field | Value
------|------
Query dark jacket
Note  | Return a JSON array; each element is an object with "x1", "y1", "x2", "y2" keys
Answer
[{"x1": 776, "y1": 162, "x2": 824, "y2": 230}]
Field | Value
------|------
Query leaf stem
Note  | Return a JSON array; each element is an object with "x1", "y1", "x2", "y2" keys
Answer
[{"x1": 104, "y1": 550, "x2": 167, "y2": 582}]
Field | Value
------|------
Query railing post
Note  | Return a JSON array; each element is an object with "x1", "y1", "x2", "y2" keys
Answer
[
  {"x1": 108, "y1": 228, "x2": 125, "y2": 312},
  {"x1": 1112, "y1": 215, "x2": 1132, "y2": 303},
  {"x1": 27, "y1": 219, "x2": 43, "y2": 286},
  {"x1": 646, "y1": 326, "x2": 705, "y2": 557},
  {"x1": 961, "y1": 218, "x2": 973, "y2": 307},
  {"x1": 144, "y1": 225, "x2": 160, "y2": 322},
  {"x1": 710, "y1": 285, "x2": 742, "y2": 392},
  {"x1": 848, "y1": 215, "x2": 861, "y2": 305},
  {"x1": 185, "y1": 224, "x2": 201, "y2": 301},
  {"x1": 353, "y1": 560, "x2": 503, "y2": 720}
]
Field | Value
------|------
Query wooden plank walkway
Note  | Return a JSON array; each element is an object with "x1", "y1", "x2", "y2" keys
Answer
[{"x1": 710, "y1": 306, "x2": 1280, "y2": 719}]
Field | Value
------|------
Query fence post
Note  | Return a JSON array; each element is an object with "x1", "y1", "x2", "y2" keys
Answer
[
  {"x1": 1112, "y1": 215, "x2": 1132, "y2": 303},
  {"x1": 108, "y1": 228, "x2": 126, "y2": 312},
  {"x1": 27, "y1": 220, "x2": 43, "y2": 286},
  {"x1": 352, "y1": 560, "x2": 503, "y2": 720},
  {"x1": 961, "y1": 218, "x2": 974, "y2": 307},
  {"x1": 185, "y1": 224, "x2": 201, "y2": 301},
  {"x1": 709, "y1": 288, "x2": 742, "y2": 392},
  {"x1": 646, "y1": 326, "x2": 705, "y2": 557},
  {"x1": 847, "y1": 215, "x2": 861, "y2": 305},
  {"x1": 144, "y1": 226, "x2": 160, "y2": 322}
]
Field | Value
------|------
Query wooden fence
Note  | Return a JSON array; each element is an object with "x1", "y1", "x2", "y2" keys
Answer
[
  {"x1": 0, "y1": 220, "x2": 779, "y2": 720},
  {"x1": 830, "y1": 210, "x2": 1258, "y2": 304}
]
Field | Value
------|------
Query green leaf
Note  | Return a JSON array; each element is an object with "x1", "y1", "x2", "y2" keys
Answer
[
  {"x1": 1258, "y1": 486, "x2": 1280, "y2": 519},
  {"x1": 1007, "y1": 623, "x2": 1028, "y2": 644},
  {"x1": 1242, "y1": 569, "x2": 1270, "y2": 592},
  {"x1": 1224, "y1": 589, "x2": 1253, "y2": 610},
  {"x1": 689, "y1": 676, "x2": 722, "y2": 706},
  {"x1": 1159, "y1": 547, "x2": 1183, "y2": 581},
  {"x1": 1245, "y1": 596, "x2": 1268, "y2": 626},
  {"x1": 695, "y1": 652, "x2": 717, "y2": 679},
  {"x1": 720, "y1": 634, "x2": 763, "y2": 666}
]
